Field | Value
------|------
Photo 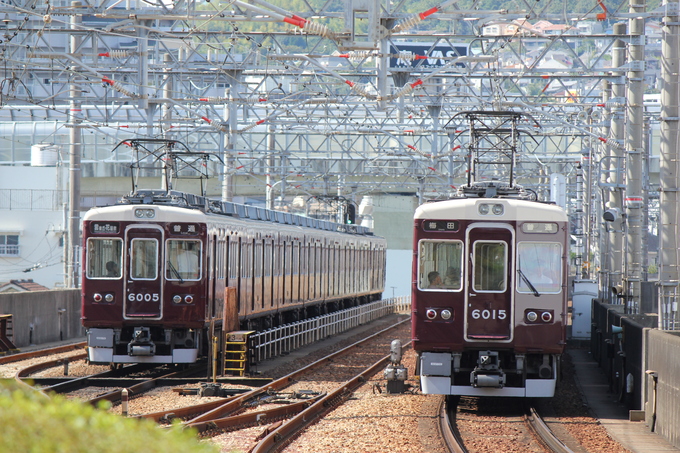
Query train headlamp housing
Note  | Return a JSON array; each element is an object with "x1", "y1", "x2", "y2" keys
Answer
[
  {"x1": 440, "y1": 309, "x2": 452, "y2": 320},
  {"x1": 134, "y1": 208, "x2": 155, "y2": 219},
  {"x1": 526, "y1": 311, "x2": 538, "y2": 322},
  {"x1": 478, "y1": 203, "x2": 504, "y2": 216},
  {"x1": 173, "y1": 295, "x2": 182, "y2": 304},
  {"x1": 104, "y1": 293, "x2": 114, "y2": 303}
]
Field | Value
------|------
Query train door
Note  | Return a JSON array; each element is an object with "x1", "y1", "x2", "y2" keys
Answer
[
  {"x1": 124, "y1": 226, "x2": 163, "y2": 319},
  {"x1": 464, "y1": 224, "x2": 514, "y2": 342}
]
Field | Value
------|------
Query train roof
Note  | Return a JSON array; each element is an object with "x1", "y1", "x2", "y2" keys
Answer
[
  {"x1": 414, "y1": 197, "x2": 567, "y2": 223},
  {"x1": 84, "y1": 189, "x2": 378, "y2": 237}
]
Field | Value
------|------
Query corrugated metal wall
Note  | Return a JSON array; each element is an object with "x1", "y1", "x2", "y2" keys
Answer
[{"x1": 0, "y1": 289, "x2": 82, "y2": 347}]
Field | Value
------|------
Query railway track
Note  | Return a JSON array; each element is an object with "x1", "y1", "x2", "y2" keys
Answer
[{"x1": 443, "y1": 396, "x2": 574, "y2": 453}]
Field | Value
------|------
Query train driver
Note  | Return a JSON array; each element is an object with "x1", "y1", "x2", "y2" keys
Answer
[{"x1": 428, "y1": 271, "x2": 443, "y2": 288}]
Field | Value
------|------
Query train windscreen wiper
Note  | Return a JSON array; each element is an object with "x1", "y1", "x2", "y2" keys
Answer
[
  {"x1": 517, "y1": 268, "x2": 540, "y2": 297},
  {"x1": 167, "y1": 261, "x2": 184, "y2": 283}
]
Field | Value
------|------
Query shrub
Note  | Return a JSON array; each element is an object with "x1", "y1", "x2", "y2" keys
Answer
[{"x1": 0, "y1": 383, "x2": 219, "y2": 453}]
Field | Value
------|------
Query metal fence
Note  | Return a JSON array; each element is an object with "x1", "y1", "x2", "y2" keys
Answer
[
  {"x1": 0, "y1": 189, "x2": 65, "y2": 211},
  {"x1": 250, "y1": 296, "x2": 411, "y2": 364}
]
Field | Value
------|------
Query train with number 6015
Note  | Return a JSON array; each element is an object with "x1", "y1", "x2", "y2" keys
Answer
[
  {"x1": 81, "y1": 189, "x2": 386, "y2": 366},
  {"x1": 411, "y1": 181, "x2": 568, "y2": 397}
]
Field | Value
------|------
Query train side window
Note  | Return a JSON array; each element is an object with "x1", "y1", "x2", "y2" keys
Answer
[
  {"x1": 166, "y1": 239, "x2": 202, "y2": 281},
  {"x1": 472, "y1": 241, "x2": 507, "y2": 292},
  {"x1": 517, "y1": 242, "x2": 562, "y2": 293},
  {"x1": 418, "y1": 240, "x2": 463, "y2": 291},
  {"x1": 131, "y1": 238, "x2": 158, "y2": 280},
  {"x1": 87, "y1": 238, "x2": 123, "y2": 279}
]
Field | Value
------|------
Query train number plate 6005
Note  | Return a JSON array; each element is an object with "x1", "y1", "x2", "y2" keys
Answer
[{"x1": 128, "y1": 293, "x2": 160, "y2": 302}]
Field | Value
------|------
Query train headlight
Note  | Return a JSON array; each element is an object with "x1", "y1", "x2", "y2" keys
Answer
[
  {"x1": 440, "y1": 309, "x2": 452, "y2": 320},
  {"x1": 526, "y1": 311, "x2": 538, "y2": 323},
  {"x1": 426, "y1": 309, "x2": 437, "y2": 320},
  {"x1": 173, "y1": 295, "x2": 182, "y2": 304},
  {"x1": 93, "y1": 293, "x2": 103, "y2": 302},
  {"x1": 541, "y1": 311, "x2": 553, "y2": 323},
  {"x1": 478, "y1": 203, "x2": 490, "y2": 215},
  {"x1": 134, "y1": 208, "x2": 155, "y2": 219},
  {"x1": 185, "y1": 295, "x2": 194, "y2": 304},
  {"x1": 492, "y1": 204, "x2": 504, "y2": 215},
  {"x1": 104, "y1": 293, "x2": 114, "y2": 303}
]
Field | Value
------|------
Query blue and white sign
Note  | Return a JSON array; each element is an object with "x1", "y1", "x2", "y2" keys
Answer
[{"x1": 389, "y1": 43, "x2": 468, "y2": 69}]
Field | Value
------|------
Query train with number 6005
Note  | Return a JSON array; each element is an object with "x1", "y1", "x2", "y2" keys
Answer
[
  {"x1": 81, "y1": 189, "x2": 386, "y2": 366},
  {"x1": 411, "y1": 181, "x2": 568, "y2": 397}
]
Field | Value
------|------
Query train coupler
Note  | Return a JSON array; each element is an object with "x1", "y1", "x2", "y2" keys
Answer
[
  {"x1": 128, "y1": 327, "x2": 156, "y2": 356},
  {"x1": 470, "y1": 350, "x2": 506, "y2": 388}
]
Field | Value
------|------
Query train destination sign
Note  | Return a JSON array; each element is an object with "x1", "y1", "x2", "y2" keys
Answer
[
  {"x1": 423, "y1": 220, "x2": 459, "y2": 232},
  {"x1": 169, "y1": 223, "x2": 200, "y2": 236},
  {"x1": 90, "y1": 222, "x2": 119, "y2": 234}
]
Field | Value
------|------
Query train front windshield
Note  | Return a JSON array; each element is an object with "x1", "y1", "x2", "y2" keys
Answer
[{"x1": 87, "y1": 238, "x2": 123, "y2": 279}]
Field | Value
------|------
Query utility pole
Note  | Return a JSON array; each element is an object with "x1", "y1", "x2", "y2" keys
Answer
[
  {"x1": 67, "y1": 2, "x2": 82, "y2": 288},
  {"x1": 658, "y1": 0, "x2": 680, "y2": 330},
  {"x1": 624, "y1": 0, "x2": 646, "y2": 315}
]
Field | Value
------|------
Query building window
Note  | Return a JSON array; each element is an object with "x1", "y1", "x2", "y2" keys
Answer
[{"x1": 0, "y1": 235, "x2": 19, "y2": 256}]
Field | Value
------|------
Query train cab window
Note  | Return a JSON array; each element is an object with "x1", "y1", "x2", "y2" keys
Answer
[
  {"x1": 86, "y1": 238, "x2": 123, "y2": 279},
  {"x1": 517, "y1": 242, "x2": 562, "y2": 294},
  {"x1": 418, "y1": 240, "x2": 463, "y2": 291},
  {"x1": 473, "y1": 241, "x2": 507, "y2": 292},
  {"x1": 166, "y1": 239, "x2": 202, "y2": 281},
  {"x1": 130, "y1": 239, "x2": 158, "y2": 280}
]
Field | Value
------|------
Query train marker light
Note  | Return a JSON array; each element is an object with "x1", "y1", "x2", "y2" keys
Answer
[
  {"x1": 526, "y1": 311, "x2": 538, "y2": 322},
  {"x1": 541, "y1": 311, "x2": 553, "y2": 322},
  {"x1": 173, "y1": 295, "x2": 182, "y2": 303},
  {"x1": 93, "y1": 293, "x2": 103, "y2": 302},
  {"x1": 104, "y1": 293, "x2": 114, "y2": 302},
  {"x1": 185, "y1": 295, "x2": 194, "y2": 304},
  {"x1": 441, "y1": 309, "x2": 452, "y2": 320},
  {"x1": 426, "y1": 309, "x2": 437, "y2": 320}
]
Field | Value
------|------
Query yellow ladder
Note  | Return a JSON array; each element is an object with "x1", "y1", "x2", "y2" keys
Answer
[{"x1": 223, "y1": 331, "x2": 254, "y2": 376}]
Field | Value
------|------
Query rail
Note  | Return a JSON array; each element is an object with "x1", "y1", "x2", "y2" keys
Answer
[{"x1": 250, "y1": 296, "x2": 410, "y2": 363}]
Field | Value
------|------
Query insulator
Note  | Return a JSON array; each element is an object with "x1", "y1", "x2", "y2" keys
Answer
[
  {"x1": 396, "y1": 51, "x2": 414, "y2": 61},
  {"x1": 302, "y1": 21, "x2": 335, "y2": 40},
  {"x1": 391, "y1": 14, "x2": 423, "y2": 34},
  {"x1": 108, "y1": 50, "x2": 132, "y2": 58},
  {"x1": 111, "y1": 81, "x2": 134, "y2": 97},
  {"x1": 348, "y1": 51, "x2": 371, "y2": 61},
  {"x1": 211, "y1": 122, "x2": 229, "y2": 133},
  {"x1": 349, "y1": 83, "x2": 371, "y2": 97},
  {"x1": 43, "y1": 14, "x2": 52, "y2": 24},
  {"x1": 393, "y1": 84, "x2": 415, "y2": 99},
  {"x1": 200, "y1": 97, "x2": 227, "y2": 103}
]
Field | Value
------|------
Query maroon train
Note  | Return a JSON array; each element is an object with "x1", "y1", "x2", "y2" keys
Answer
[
  {"x1": 412, "y1": 184, "x2": 568, "y2": 397},
  {"x1": 81, "y1": 189, "x2": 386, "y2": 365}
]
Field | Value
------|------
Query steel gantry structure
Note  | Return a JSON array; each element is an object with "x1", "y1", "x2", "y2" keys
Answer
[{"x1": 0, "y1": 0, "x2": 679, "y2": 329}]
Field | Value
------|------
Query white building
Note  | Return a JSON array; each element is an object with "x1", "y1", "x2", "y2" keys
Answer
[{"x1": 0, "y1": 157, "x2": 67, "y2": 289}]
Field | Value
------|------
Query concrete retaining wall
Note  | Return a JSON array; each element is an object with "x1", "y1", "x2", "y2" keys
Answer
[
  {"x1": 0, "y1": 289, "x2": 83, "y2": 348},
  {"x1": 644, "y1": 328, "x2": 680, "y2": 448},
  {"x1": 590, "y1": 299, "x2": 680, "y2": 449}
]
